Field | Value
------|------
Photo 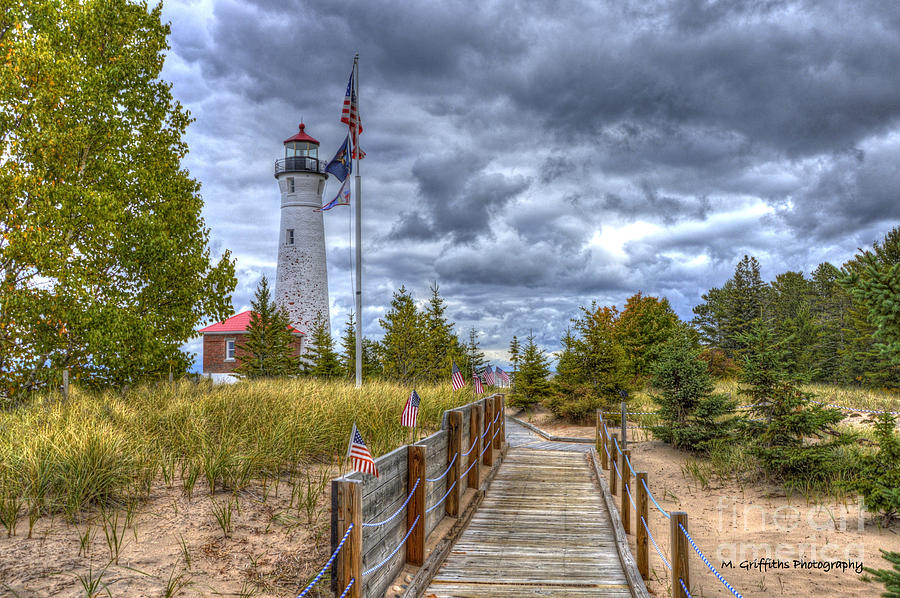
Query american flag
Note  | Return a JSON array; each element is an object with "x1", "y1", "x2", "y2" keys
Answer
[
  {"x1": 341, "y1": 68, "x2": 365, "y2": 159},
  {"x1": 473, "y1": 371, "x2": 484, "y2": 394},
  {"x1": 451, "y1": 362, "x2": 465, "y2": 391},
  {"x1": 483, "y1": 366, "x2": 495, "y2": 387},
  {"x1": 347, "y1": 424, "x2": 378, "y2": 477},
  {"x1": 496, "y1": 367, "x2": 510, "y2": 386},
  {"x1": 401, "y1": 390, "x2": 420, "y2": 428}
]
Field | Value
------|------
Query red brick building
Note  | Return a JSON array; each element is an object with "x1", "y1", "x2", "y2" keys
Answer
[{"x1": 199, "y1": 311, "x2": 304, "y2": 375}]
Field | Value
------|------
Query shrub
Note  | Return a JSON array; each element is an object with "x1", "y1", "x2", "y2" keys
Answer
[
  {"x1": 650, "y1": 328, "x2": 738, "y2": 452},
  {"x1": 844, "y1": 414, "x2": 900, "y2": 527}
]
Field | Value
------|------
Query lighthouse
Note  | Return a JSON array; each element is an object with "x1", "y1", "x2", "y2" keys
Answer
[{"x1": 273, "y1": 123, "x2": 330, "y2": 341}]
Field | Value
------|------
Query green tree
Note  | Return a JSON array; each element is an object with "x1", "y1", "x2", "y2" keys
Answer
[
  {"x1": 844, "y1": 414, "x2": 900, "y2": 527},
  {"x1": 767, "y1": 271, "x2": 818, "y2": 379},
  {"x1": 842, "y1": 226, "x2": 900, "y2": 374},
  {"x1": 809, "y1": 262, "x2": 852, "y2": 382},
  {"x1": 649, "y1": 327, "x2": 737, "y2": 452},
  {"x1": 304, "y1": 312, "x2": 342, "y2": 378},
  {"x1": 0, "y1": 0, "x2": 236, "y2": 403},
  {"x1": 235, "y1": 277, "x2": 299, "y2": 378},
  {"x1": 466, "y1": 327, "x2": 486, "y2": 377},
  {"x1": 512, "y1": 331, "x2": 552, "y2": 408},
  {"x1": 615, "y1": 292, "x2": 679, "y2": 379},
  {"x1": 378, "y1": 286, "x2": 424, "y2": 384},
  {"x1": 738, "y1": 322, "x2": 845, "y2": 480},
  {"x1": 570, "y1": 303, "x2": 630, "y2": 407},
  {"x1": 421, "y1": 282, "x2": 455, "y2": 382},
  {"x1": 864, "y1": 550, "x2": 900, "y2": 597}
]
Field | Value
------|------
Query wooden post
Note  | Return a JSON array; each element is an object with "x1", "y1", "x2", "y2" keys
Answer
[
  {"x1": 609, "y1": 437, "x2": 617, "y2": 495},
  {"x1": 621, "y1": 401, "x2": 627, "y2": 449},
  {"x1": 671, "y1": 512, "x2": 690, "y2": 598},
  {"x1": 599, "y1": 415, "x2": 608, "y2": 470},
  {"x1": 62, "y1": 369, "x2": 69, "y2": 399},
  {"x1": 407, "y1": 445, "x2": 426, "y2": 566},
  {"x1": 483, "y1": 398, "x2": 494, "y2": 466},
  {"x1": 636, "y1": 472, "x2": 649, "y2": 579},
  {"x1": 334, "y1": 480, "x2": 361, "y2": 598},
  {"x1": 492, "y1": 396, "x2": 502, "y2": 450},
  {"x1": 621, "y1": 449, "x2": 631, "y2": 534},
  {"x1": 468, "y1": 404, "x2": 481, "y2": 489},
  {"x1": 447, "y1": 411, "x2": 462, "y2": 517}
]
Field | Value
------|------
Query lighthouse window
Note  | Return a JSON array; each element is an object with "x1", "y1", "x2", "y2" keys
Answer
[
  {"x1": 286, "y1": 229, "x2": 294, "y2": 245},
  {"x1": 287, "y1": 177, "x2": 295, "y2": 193}
]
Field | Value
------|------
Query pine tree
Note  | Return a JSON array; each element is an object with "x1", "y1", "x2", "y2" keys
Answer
[
  {"x1": 864, "y1": 550, "x2": 900, "y2": 597},
  {"x1": 466, "y1": 327, "x2": 486, "y2": 377},
  {"x1": 767, "y1": 271, "x2": 817, "y2": 379},
  {"x1": 422, "y1": 282, "x2": 455, "y2": 382},
  {"x1": 379, "y1": 286, "x2": 425, "y2": 384},
  {"x1": 844, "y1": 414, "x2": 900, "y2": 527},
  {"x1": 304, "y1": 312, "x2": 342, "y2": 378},
  {"x1": 722, "y1": 255, "x2": 767, "y2": 358},
  {"x1": 235, "y1": 277, "x2": 299, "y2": 378},
  {"x1": 615, "y1": 292, "x2": 679, "y2": 379},
  {"x1": 738, "y1": 322, "x2": 845, "y2": 480},
  {"x1": 649, "y1": 327, "x2": 737, "y2": 452},
  {"x1": 512, "y1": 331, "x2": 552, "y2": 408},
  {"x1": 340, "y1": 311, "x2": 358, "y2": 380}
]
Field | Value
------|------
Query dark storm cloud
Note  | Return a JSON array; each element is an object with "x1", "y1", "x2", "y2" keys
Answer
[{"x1": 163, "y1": 0, "x2": 900, "y2": 366}]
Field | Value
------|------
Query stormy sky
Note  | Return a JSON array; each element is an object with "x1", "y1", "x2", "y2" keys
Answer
[{"x1": 163, "y1": 0, "x2": 900, "y2": 368}]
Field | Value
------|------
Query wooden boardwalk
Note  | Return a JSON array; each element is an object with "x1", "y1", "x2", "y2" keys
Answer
[{"x1": 424, "y1": 420, "x2": 636, "y2": 597}]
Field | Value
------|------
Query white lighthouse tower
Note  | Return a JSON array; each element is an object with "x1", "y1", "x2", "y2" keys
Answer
[{"x1": 274, "y1": 123, "x2": 330, "y2": 340}]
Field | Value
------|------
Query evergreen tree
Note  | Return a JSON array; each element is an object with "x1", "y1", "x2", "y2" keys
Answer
[
  {"x1": 512, "y1": 331, "x2": 552, "y2": 408},
  {"x1": 649, "y1": 327, "x2": 737, "y2": 452},
  {"x1": 304, "y1": 312, "x2": 342, "y2": 378},
  {"x1": 235, "y1": 277, "x2": 299, "y2": 378},
  {"x1": 615, "y1": 292, "x2": 679, "y2": 379},
  {"x1": 738, "y1": 322, "x2": 845, "y2": 480},
  {"x1": 545, "y1": 326, "x2": 598, "y2": 421},
  {"x1": 842, "y1": 226, "x2": 900, "y2": 376},
  {"x1": 422, "y1": 282, "x2": 455, "y2": 382},
  {"x1": 691, "y1": 286, "x2": 728, "y2": 349},
  {"x1": 571, "y1": 303, "x2": 630, "y2": 407},
  {"x1": 378, "y1": 286, "x2": 425, "y2": 384},
  {"x1": 767, "y1": 271, "x2": 818, "y2": 379},
  {"x1": 809, "y1": 262, "x2": 851, "y2": 382},
  {"x1": 340, "y1": 311, "x2": 358, "y2": 380},
  {"x1": 508, "y1": 335, "x2": 521, "y2": 392},
  {"x1": 466, "y1": 327, "x2": 486, "y2": 377},
  {"x1": 844, "y1": 414, "x2": 900, "y2": 527},
  {"x1": 722, "y1": 255, "x2": 767, "y2": 358},
  {"x1": 864, "y1": 550, "x2": 900, "y2": 597}
]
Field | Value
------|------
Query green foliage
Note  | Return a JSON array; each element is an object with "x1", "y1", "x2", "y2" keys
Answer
[
  {"x1": 844, "y1": 415, "x2": 900, "y2": 527},
  {"x1": 466, "y1": 327, "x2": 486, "y2": 375},
  {"x1": 649, "y1": 327, "x2": 738, "y2": 452},
  {"x1": 842, "y1": 226, "x2": 900, "y2": 368},
  {"x1": 738, "y1": 322, "x2": 846, "y2": 480},
  {"x1": 510, "y1": 331, "x2": 552, "y2": 408},
  {"x1": 235, "y1": 277, "x2": 299, "y2": 378},
  {"x1": 615, "y1": 292, "x2": 679, "y2": 380},
  {"x1": 864, "y1": 550, "x2": 900, "y2": 597},
  {"x1": 378, "y1": 286, "x2": 424, "y2": 384},
  {"x1": 304, "y1": 312, "x2": 342, "y2": 378},
  {"x1": 0, "y1": 0, "x2": 236, "y2": 404},
  {"x1": 338, "y1": 311, "x2": 380, "y2": 380}
]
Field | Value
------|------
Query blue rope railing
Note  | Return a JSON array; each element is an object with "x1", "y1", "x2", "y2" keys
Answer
[
  {"x1": 679, "y1": 578, "x2": 693, "y2": 597},
  {"x1": 459, "y1": 455, "x2": 478, "y2": 479},
  {"x1": 337, "y1": 578, "x2": 355, "y2": 598},
  {"x1": 425, "y1": 479, "x2": 457, "y2": 514},
  {"x1": 625, "y1": 453, "x2": 636, "y2": 476},
  {"x1": 624, "y1": 481, "x2": 636, "y2": 510},
  {"x1": 642, "y1": 477, "x2": 670, "y2": 519},
  {"x1": 362, "y1": 515, "x2": 420, "y2": 577},
  {"x1": 362, "y1": 478, "x2": 420, "y2": 528},
  {"x1": 679, "y1": 522, "x2": 744, "y2": 598},
  {"x1": 297, "y1": 523, "x2": 353, "y2": 597},
  {"x1": 641, "y1": 515, "x2": 671, "y2": 570},
  {"x1": 808, "y1": 399, "x2": 900, "y2": 415},
  {"x1": 461, "y1": 435, "x2": 478, "y2": 456},
  {"x1": 427, "y1": 453, "x2": 457, "y2": 482}
]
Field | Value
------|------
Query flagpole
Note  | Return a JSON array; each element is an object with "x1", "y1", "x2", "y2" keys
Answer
[{"x1": 354, "y1": 53, "x2": 363, "y2": 388}]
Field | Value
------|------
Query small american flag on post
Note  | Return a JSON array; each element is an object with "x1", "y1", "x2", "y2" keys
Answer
[
  {"x1": 473, "y1": 372, "x2": 484, "y2": 394},
  {"x1": 483, "y1": 366, "x2": 495, "y2": 387},
  {"x1": 347, "y1": 424, "x2": 378, "y2": 477},
  {"x1": 496, "y1": 367, "x2": 510, "y2": 386},
  {"x1": 451, "y1": 362, "x2": 465, "y2": 391},
  {"x1": 401, "y1": 390, "x2": 420, "y2": 428}
]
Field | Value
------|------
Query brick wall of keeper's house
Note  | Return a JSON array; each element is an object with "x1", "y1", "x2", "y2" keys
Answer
[{"x1": 202, "y1": 334, "x2": 303, "y2": 373}]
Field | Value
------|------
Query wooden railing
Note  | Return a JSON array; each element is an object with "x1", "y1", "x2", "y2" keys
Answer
[{"x1": 330, "y1": 394, "x2": 506, "y2": 598}]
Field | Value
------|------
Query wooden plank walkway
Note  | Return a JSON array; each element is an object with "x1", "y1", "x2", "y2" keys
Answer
[{"x1": 425, "y1": 420, "x2": 634, "y2": 597}]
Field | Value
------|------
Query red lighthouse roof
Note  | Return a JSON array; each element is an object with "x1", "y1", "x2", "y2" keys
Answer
[{"x1": 283, "y1": 123, "x2": 319, "y2": 145}]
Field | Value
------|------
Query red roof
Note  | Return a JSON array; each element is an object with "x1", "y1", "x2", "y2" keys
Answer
[
  {"x1": 283, "y1": 123, "x2": 319, "y2": 145},
  {"x1": 198, "y1": 310, "x2": 303, "y2": 335}
]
